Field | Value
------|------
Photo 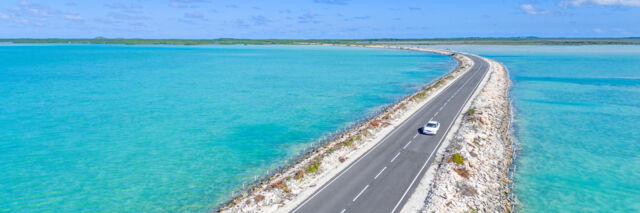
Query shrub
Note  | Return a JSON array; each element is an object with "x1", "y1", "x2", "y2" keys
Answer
[
  {"x1": 467, "y1": 108, "x2": 476, "y2": 115},
  {"x1": 270, "y1": 179, "x2": 289, "y2": 193},
  {"x1": 294, "y1": 170, "x2": 304, "y2": 180},
  {"x1": 356, "y1": 135, "x2": 362, "y2": 141},
  {"x1": 452, "y1": 153, "x2": 465, "y2": 165},
  {"x1": 453, "y1": 168, "x2": 471, "y2": 178},
  {"x1": 325, "y1": 147, "x2": 335, "y2": 155},
  {"x1": 255, "y1": 195, "x2": 265, "y2": 203},
  {"x1": 416, "y1": 91, "x2": 426, "y2": 98},
  {"x1": 371, "y1": 120, "x2": 380, "y2": 128},
  {"x1": 305, "y1": 157, "x2": 322, "y2": 174},
  {"x1": 342, "y1": 136, "x2": 355, "y2": 146}
]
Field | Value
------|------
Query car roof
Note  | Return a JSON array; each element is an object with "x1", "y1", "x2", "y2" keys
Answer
[{"x1": 427, "y1": 121, "x2": 438, "y2": 124}]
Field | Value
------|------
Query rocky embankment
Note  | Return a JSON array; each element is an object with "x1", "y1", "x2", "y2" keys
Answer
[
  {"x1": 418, "y1": 58, "x2": 513, "y2": 213},
  {"x1": 217, "y1": 47, "x2": 473, "y2": 213}
]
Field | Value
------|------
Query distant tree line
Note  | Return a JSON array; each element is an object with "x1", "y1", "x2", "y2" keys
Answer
[{"x1": 1, "y1": 37, "x2": 639, "y2": 45}]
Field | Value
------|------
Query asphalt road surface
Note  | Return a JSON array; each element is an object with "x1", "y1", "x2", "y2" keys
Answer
[{"x1": 292, "y1": 54, "x2": 490, "y2": 213}]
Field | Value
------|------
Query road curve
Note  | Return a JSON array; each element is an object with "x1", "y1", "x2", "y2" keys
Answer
[{"x1": 292, "y1": 53, "x2": 490, "y2": 213}]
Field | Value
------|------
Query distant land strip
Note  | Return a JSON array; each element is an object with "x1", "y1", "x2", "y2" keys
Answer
[{"x1": 2, "y1": 37, "x2": 640, "y2": 45}]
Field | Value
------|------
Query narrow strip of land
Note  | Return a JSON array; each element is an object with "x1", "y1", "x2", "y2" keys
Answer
[{"x1": 292, "y1": 54, "x2": 490, "y2": 213}]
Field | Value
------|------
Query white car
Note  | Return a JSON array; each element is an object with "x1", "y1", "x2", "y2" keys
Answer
[{"x1": 422, "y1": 121, "x2": 440, "y2": 135}]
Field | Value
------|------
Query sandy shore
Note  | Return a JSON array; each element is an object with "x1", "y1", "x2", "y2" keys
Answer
[{"x1": 217, "y1": 46, "x2": 474, "y2": 213}]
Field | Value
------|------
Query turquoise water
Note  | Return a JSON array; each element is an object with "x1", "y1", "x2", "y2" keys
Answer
[
  {"x1": 0, "y1": 45, "x2": 454, "y2": 212},
  {"x1": 428, "y1": 45, "x2": 640, "y2": 212}
]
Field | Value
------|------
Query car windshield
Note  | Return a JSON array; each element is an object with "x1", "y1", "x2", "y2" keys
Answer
[{"x1": 426, "y1": 123, "x2": 437, "y2": 128}]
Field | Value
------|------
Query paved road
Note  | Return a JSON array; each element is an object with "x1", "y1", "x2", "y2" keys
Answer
[{"x1": 292, "y1": 54, "x2": 490, "y2": 213}]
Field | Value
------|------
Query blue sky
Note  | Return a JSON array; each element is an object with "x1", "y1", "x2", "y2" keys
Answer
[{"x1": 0, "y1": 0, "x2": 639, "y2": 38}]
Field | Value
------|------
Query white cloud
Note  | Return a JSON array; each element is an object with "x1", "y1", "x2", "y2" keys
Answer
[
  {"x1": 64, "y1": 15, "x2": 81, "y2": 20},
  {"x1": 169, "y1": 0, "x2": 209, "y2": 8},
  {"x1": 0, "y1": 0, "x2": 62, "y2": 26},
  {"x1": 184, "y1": 12, "x2": 205, "y2": 20},
  {"x1": 314, "y1": 0, "x2": 351, "y2": 5},
  {"x1": 593, "y1": 28, "x2": 604, "y2": 33},
  {"x1": 562, "y1": 0, "x2": 640, "y2": 6},
  {"x1": 520, "y1": 4, "x2": 552, "y2": 14},
  {"x1": 169, "y1": 2, "x2": 185, "y2": 8},
  {"x1": 64, "y1": 12, "x2": 83, "y2": 21}
]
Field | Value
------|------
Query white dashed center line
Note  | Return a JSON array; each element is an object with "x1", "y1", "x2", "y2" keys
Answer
[
  {"x1": 340, "y1": 209, "x2": 346, "y2": 213},
  {"x1": 390, "y1": 152, "x2": 401, "y2": 162},
  {"x1": 352, "y1": 185, "x2": 369, "y2": 202},
  {"x1": 374, "y1": 166, "x2": 387, "y2": 179},
  {"x1": 403, "y1": 141, "x2": 412, "y2": 149}
]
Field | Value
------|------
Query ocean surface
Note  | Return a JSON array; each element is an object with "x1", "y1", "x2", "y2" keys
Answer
[
  {"x1": 0, "y1": 44, "x2": 455, "y2": 212},
  {"x1": 427, "y1": 45, "x2": 640, "y2": 212}
]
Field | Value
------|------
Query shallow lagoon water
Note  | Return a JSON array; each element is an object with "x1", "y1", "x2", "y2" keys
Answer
[
  {"x1": 428, "y1": 45, "x2": 640, "y2": 212},
  {"x1": 0, "y1": 45, "x2": 454, "y2": 212}
]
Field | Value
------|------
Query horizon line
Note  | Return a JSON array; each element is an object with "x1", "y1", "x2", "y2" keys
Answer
[{"x1": 1, "y1": 37, "x2": 640, "y2": 40}]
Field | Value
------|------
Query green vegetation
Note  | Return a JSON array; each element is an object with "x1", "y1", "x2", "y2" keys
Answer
[
  {"x1": 0, "y1": 38, "x2": 347, "y2": 45},
  {"x1": 2, "y1": 37, "x2": 640, "y2": 45},
  {"x1": 340, "y1": 37, "x2": 640, "y2": 45},
  {"x1": 342, "y1": 136, "x2": 354, "y2": 146},
  {"x1": 325, "y1": 147, "x2": 336, "y2": 155},
  {"x1": 452, "y1": 153, "x2": 465, "y2": 165},
  {"x1": 416, "y1": 91, "x2": 427, "y2": 99},
  {"x1": 467, "y1": 108, "x2": 476, "y2": 115},
  {"x1": 305, "y1": 157, "x2": 322, "y2": 174},
  {"x1": 356, "y1": 135, "x2": 362, "y2": 141}
]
